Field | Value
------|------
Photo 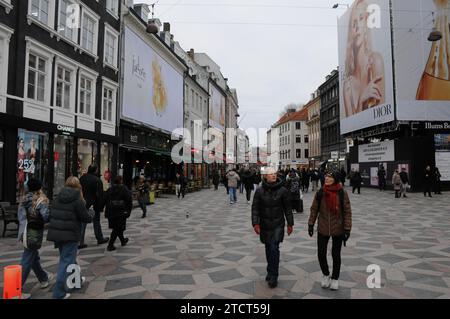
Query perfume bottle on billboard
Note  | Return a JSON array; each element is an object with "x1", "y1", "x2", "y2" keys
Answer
[{"x1": 416, "y1": 0, "x2": 450, "y2": 100}]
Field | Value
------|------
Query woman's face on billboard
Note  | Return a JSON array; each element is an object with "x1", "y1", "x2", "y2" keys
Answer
[{"x1": 352, "y1": 2, "x2": 368, "y2": 49}]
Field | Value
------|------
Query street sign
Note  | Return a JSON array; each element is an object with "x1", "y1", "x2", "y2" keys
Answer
[{"x1": 331, "y1": 151, "x2": 339, "y2": 159}]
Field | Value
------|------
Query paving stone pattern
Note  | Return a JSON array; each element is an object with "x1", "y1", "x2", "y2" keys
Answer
[{"x1": 1, "y1": 186, "x2": 450, "y2": 299}]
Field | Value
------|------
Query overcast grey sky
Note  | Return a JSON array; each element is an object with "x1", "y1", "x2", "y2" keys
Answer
[{"x1": 140, "y1": 0, "x2": 346, "y2": 146}]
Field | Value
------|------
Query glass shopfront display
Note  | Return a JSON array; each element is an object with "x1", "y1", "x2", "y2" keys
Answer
[
  {"x1": 53, "y1": 134, "x2": 74, "y2": 197},
  {"x1": 77, "y1": 138, "x2": 97, "y2": 177},
  {"x1": 17, "y1": 129, "x2": 49, "y2": 201},
  {"x1": 100, "y1": 142, "x2": 113, "y2": 190}
]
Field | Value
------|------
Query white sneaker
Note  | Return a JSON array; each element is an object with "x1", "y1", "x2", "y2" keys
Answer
[
  {"x1": 63, "y1": 293, "x2": 71, "y2": 299},
  {"x1": 321, "y1": 275, "x2": 331, "y2": 289},
  {"x1": 21, "y1": 293, "x2": 31, "y2": 299},
  {"x1": 330, "y1": 279, "x2": 339, "y2": 291},
  {"x1": 40, "y1": 273, "x2": 54, "y2": 289}
]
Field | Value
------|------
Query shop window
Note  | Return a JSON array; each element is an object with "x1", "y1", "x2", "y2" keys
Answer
[
  {"x1": 17, "y1": 129, "x2": 49, "y2": 201},
  {"x1": 77, "y1": 138, "x2": 97, "y2": 177},
  {"x1": 100, "y1": 142, "x2": 113, "y2": 190},
  {"x1": 53, "y1": 134, "x2": 74, "y2": 196}
]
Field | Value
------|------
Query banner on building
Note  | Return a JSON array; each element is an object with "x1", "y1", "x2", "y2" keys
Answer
[
  {"x1": 392, "y1": 0, "x2": 450, "y2": 121},
  {"x1": 359, "y1": 140, "x2": 395, "y2": 163},
  {"x1": 435, "y1": 134, "x2": 450, "y2": 181},
  {"x1": 122, "y1": 26, "x2": 184, "y2": 133},
  {"x1": 338, "y1": 0, "x2": 395, "y2": 134}
]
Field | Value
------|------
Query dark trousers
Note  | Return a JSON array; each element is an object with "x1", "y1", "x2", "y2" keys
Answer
[
  {"x1": 80, "y1": 210, "x2": 105, "y2": 245},
  {"x1": 317, "y1": 233, "x2": 343, "y2": 280},
  {"x1": 139, "y1": 200, "x2": 147, "y2": 215},
  {"x1": 378, "y1": 179, "x2": 386, "y2": 191},
  {"x1": 424, "y1": 184, "x2": 432, "y2": 197},
  {"x1": 352, "y1": 186, "x2": 360, "y2": 194},
  {"x1": 245, "y1": 188, "x2": 252, "y2": 201},
  {"x1": 109, "y1": 229, "x2": 126, "y2": 246},
  {"x1": 434, "y1": 181, "x2": 441, "y2": 194},
  {"x1": 214, "y1": 184, "x2": 219, "y2": 190},
  {"x1": 265, "y1": 240, "x2": 280, "y2": 279},
  {"x1": 395, "y1": 190, "x2": 400, "y2": 198}
]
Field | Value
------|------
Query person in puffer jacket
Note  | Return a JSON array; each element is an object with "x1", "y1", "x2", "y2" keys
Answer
[
  {"x1": 17, "y1": 178, "x2": 50, "y2": 299},
  {"x1": 47, "y1": 176, "x2": 93, "y2": 299},
  {"x1": 308, "y1": 170, "x2": 352, "y2": 292},
  {"x1": 252, "y1": 167, "x2": 293, "y2": 289}
]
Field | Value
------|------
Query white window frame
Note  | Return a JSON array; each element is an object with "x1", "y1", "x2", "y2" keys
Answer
[
  {"x1": 101, "y1": 78, "x2": 118, "y2": 124},
  {"x1": 80, "y1": 4, "x2": 99, "y2": 57},
  {"x1": 103, "y1": 23, "x2": 119, "y2": 70},
  {"x1": 57, "y1": 0, "x2": 79, "y2": 44},
  {"x1": 28, "y1": 0, "x2": 56, "y2": 31},
  {"x1": 53, "y1": 57, "x2": 77, "y2": 112},
  {"x1": 24, "y1": 42, "x2": 54, "y2": 107},
  {"x1": 0, "y1": 24, "x2": 13, "y2": 113},
  {"x1": 0, "y1": 0, "x2": 13, "y2": 14},
  {"x1": 105, "y1": 0, "x2": 119, "y2": 19},
  {"x1": 78, "y1": 69, "x2": 97, "y2": 118}
]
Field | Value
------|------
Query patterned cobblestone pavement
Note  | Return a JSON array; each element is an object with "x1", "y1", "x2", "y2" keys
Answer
[{"x1": 1, "y1": 186, "x2": 450, "y2": 299}]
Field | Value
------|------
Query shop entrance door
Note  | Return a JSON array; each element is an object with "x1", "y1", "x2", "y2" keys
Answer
[{"x1": 53, "y1": 135, "x2": 74, "y2": 197}]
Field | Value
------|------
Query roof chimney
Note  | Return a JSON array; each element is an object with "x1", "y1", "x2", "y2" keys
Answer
[
  {"x1": 133, "y1": 4, "x2": 150, "y2": 21},
  {"x1": 187, "y1": 48, "x2": 195, "y2": 59},
  {"x1": 163, "y1": 22, "x2": 171, "y2": 32}
]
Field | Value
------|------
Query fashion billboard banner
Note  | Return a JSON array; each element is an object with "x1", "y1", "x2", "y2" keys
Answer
[
  {"x1": 122, "y1": 26, "x2": 183, "y2": 133},
  {"x1": 338, "y1": 0, "x2": 395, "y2": 134},
  {"x1": 392, "y1": 0, "x2": 450, "y2": 121},
  {"x1": 209, "y1": 85, "x2": 225, "y2": 131}
]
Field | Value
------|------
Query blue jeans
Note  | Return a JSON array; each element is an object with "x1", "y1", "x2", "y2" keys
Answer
[
  {"x1": 229, "y1": 187, "x2": 237, "y2": 203},
  {"x1": 21, "y1": 248, "x2": 48, "y2": 286},
  {"x1": 53, "y1": 242, "x2": 78, "y2": 299},
  {"x1": 265, "y1": 240, "x2": 280, "y2": 279}
]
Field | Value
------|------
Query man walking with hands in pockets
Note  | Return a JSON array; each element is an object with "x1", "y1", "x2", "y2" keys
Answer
[{"x1": 252, "y1": 167, "x2": 294, "y2": 289}]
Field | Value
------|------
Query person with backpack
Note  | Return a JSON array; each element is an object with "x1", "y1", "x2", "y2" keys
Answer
[
  {"x1": 241, "y1": 168, "x2": 255, "y2": 204},
  {"x1": 175, "y1": 173, "x2": 187, "y2": 199},
  {"x1": 226, "y1": 169, "x2": 240, "y2": 204},
  {"x1": 311, "y1": 169, "x2": 320, "y2": 192},
  {"x1": 301, "y1": 168, "x2": 310, "y2": 193},
  {"x1": 79, "y1": 165, "x2": 109, "y2": 249},
  {"x1": 350, "y1": 170, "x2": 362, "y2": 194},
  {"x1": 136, "y1": 176, "x2": 149, "y2": 217},
  {"x1": 47, "y1": 176, "x2": 94, "y2": 299},
  {"x1": 308, "y1": 170, "x2": 352, "y2": 291},
  {"x1": 434, "y1": 167, "x2": 442, "y2": 195},
  {"x1": 377, "y1": 165, "x2": 386, "y2": 191},
  {"x1": 399, "y1": 167, "x2": 409, "y2": 198},
  {"x1": 105, "y1": 176, "x2": 133, "y2": 251},
  {"x1": 212, "y1": 171, "x2": 220, "y2": 191},
  {"x1": 423, "y1": 165, "x2": 434, "y2": 198},
  {"x1": 252, "y1": 167, "x2": 293, "y2": 289},
  {"x1": 286, "y1": 170, "x2": 302, "y2": 214},
  {"x1": 18, "y1": 179, "x2": 51, "y2": 299},
  {"x1": 392, "y1": 170, "x2": 402, "y2": 199}
]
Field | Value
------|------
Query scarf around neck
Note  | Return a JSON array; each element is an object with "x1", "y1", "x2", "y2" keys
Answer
[{"x1": 323, "y1": 183, "x2": 343, "y2": 215}]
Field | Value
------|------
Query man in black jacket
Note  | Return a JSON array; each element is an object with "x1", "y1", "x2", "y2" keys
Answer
[
  {"x1": 252, "y1": 167, "x2": 293, "y2": 289},
  {"x1": 79, "y1": 165, "x2": 109, "y2": 248},
  {"x1": 399, "y1": 168, "x2": 409, "y2": 198}
]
